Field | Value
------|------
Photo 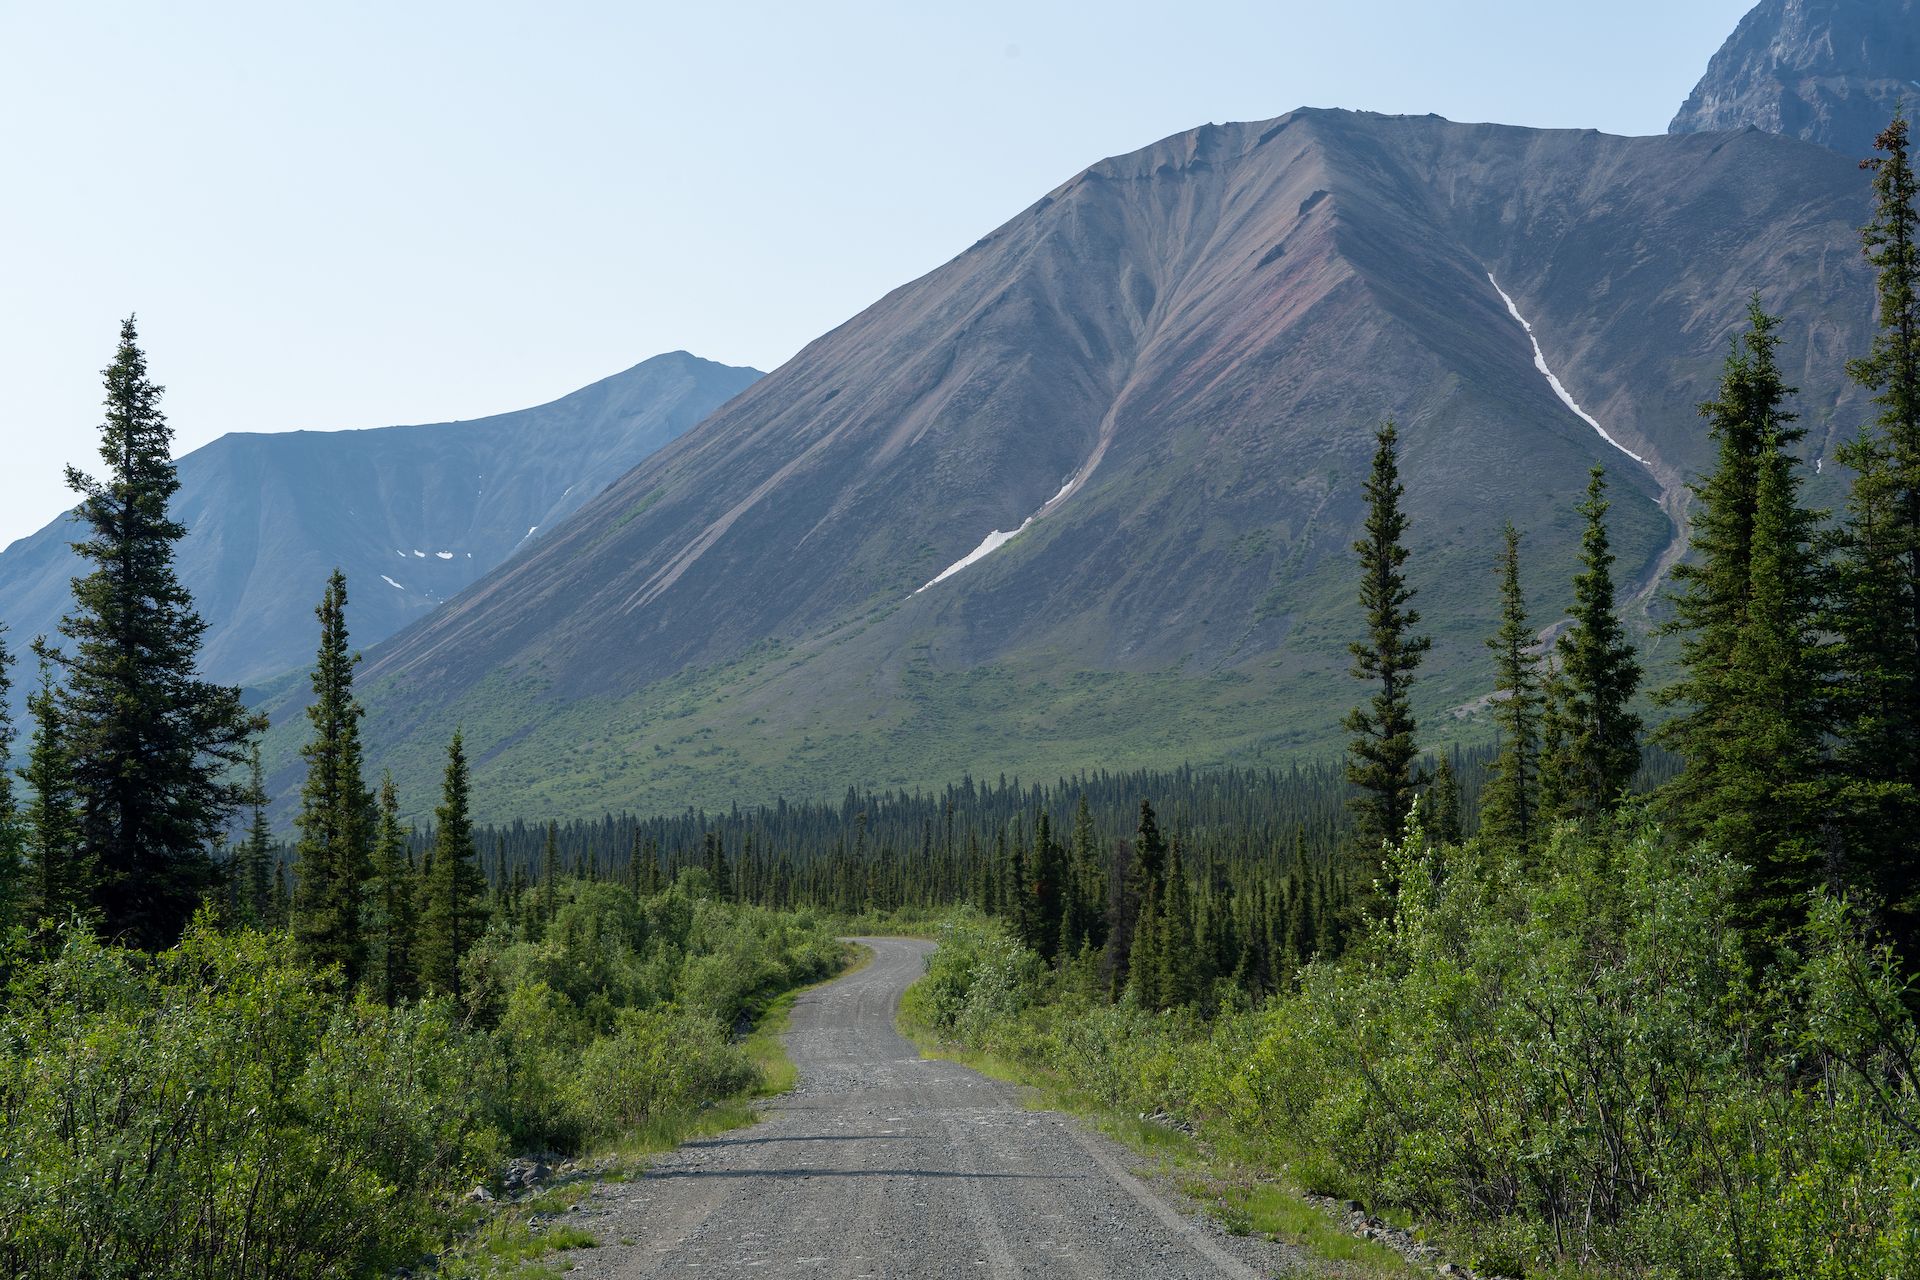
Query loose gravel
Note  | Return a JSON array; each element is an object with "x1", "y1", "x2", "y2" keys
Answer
[{"x1": 554, "y1": 937, "x2": 1316, "y2": 1278}]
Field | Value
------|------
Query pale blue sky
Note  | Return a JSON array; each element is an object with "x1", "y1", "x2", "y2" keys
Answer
[{"x1": 0, "y1": 0, "x2": 1755, "y2": 546}]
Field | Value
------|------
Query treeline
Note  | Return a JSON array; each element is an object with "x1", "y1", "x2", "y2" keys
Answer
[{"x1": 911, "y1": 115, "x2": 1920, "y2": 1277}]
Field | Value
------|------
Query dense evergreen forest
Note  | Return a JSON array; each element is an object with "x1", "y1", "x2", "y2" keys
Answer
[{"x1": 0, "y1": 111, "x2": 1913, "y2": 1279}]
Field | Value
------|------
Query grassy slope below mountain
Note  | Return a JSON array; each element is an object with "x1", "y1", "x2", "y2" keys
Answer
[{"x1": 299, "y1": 110, "x2": 1873, "y2": 824}]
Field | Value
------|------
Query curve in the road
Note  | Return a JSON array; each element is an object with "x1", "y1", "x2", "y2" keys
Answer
[{"x1": 557, "y1": 937, "x2": 1310, "y2": 1279}]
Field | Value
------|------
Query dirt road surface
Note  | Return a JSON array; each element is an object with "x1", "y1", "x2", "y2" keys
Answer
[{"x1": 557, "y1": 937, "x2": 1310, "y2": 1278}]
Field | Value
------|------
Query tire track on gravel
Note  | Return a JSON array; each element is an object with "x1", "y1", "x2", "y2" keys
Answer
[{"x1": 555, "y1": 937, "x2": 1310, "y2": 1278}]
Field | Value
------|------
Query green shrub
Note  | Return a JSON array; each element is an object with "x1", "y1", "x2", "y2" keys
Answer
[
  {"x1": 572, "y1": 1006, "x2": 753, "y2": 1138},
  {"x1": 913, "y1": 819, "x2": 1920, "y2": 1276},
  {"x1": 0, "y1": 921, "x2": 493, "y2": 1280}
]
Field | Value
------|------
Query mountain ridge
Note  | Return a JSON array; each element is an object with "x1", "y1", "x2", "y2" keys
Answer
[
  {"x1": 0, "y1": 350, "x2": 760, "y2": 698},
  {"x1": 301, "y1": 107, "x2": 1878, "y2": 822}
]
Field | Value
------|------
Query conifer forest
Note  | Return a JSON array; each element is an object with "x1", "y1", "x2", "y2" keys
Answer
[{"x1": 4, "y1": 9, "x2": 1920, "y2": 1278}]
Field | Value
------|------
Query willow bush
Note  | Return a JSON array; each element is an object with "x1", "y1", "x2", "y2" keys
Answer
[{"x1": 912, "y1": 819, "x2": 1920, "y2": 1277}]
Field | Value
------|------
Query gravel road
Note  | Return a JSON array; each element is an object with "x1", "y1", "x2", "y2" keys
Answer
[{"x1": 557, "y1": 937, "x2": 1311, "y2": 1278}]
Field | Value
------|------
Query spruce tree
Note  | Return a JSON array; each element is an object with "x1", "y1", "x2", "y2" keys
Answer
[
  {"x1": 703, "y1": 829, "x2": 734, "y2": 901},
  {"x1": 1130, "y1": 879, "x2": 1166, "y2": 1007},
  {"x1": 1059, "y1": 796, "x2": 1101, "y2": 957},
  {"x1": 1346, "y1": 421, "x2": 1431, "y2": 858},
  {"x1": 1832, "y1": 112, "x2": 1920, "y2": 941},
  {"x1": 1714, "y1": 441, "x2": 1833, "y2": 936},
  {"x1": 1157, "y1": 839, "x2": 1199, "y2": 1008},
  {"x1": 1427, "y1": 752, "x2": 1463, "y2": 846},
  {"x1": 539, "y1": 821, "x2": 560, "y2": 926},
  {"x1": 233, "y1": 744, "x2": 273, "y2": 927},
  {"x1": 291, "y1": 571, "x2": 374, "y2": 981},
  {"x1": 1542, "y1": 468, "x2": 1643, "y2": 822},
  {"x1": 1479, "y1": 523, "x2": 1543, "y2": 863},
  {"x1": 417, "y1": 732, "x2": 488, "y2": 1000},
  {"x1": 369, "y1": 772, "x2": 418, "y2": 1006},
  {"x1": 1029, "y1": 810, "x2": 1064, "y2": 962},
  {"x1": 1102, "y1": 800, "x2": 1167, "y2": 990},
  {"x1": 56, "y1": 318, "x2": 258, "y2": 948},
  {"x1": 21, "y1": 641, "x2": 87, "y2": 928},
  {"x1": 0, "y1": 629, "x2": 20, "y2": 932},
  {"x1": 1659, "y1": 301, "x2": 1806, "y2": 843}
]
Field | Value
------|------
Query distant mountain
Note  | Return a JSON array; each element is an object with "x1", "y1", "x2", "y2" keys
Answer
[
  {"x1": 0, "y1": 352, "x2": 759, "y2": 697},
  {"x1": 314, "y1": 109, "x2": 1878, "y2": 824},
  {"x1": 1671, "y1": 0, "x2": 1919, "y2": 156}
]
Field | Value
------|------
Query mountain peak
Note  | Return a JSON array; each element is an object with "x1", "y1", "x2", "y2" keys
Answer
[{"x1": 1671, "y1": 0, "x2": 1919, "y2": 155}]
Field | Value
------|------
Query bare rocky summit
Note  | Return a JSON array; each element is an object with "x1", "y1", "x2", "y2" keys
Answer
[{"x1": 1671, "y1": 0, "x2": 1919, "y2": 156}]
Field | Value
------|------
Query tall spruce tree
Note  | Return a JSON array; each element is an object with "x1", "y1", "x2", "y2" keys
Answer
[
  {"x1": 1427, "y1": 752, "x2": 1463, "y2": 845},
  {"x1": 1059, "y1": 796, "x2": 1101, "y2": 958},
  {"x1": 1832, "y1": 112, "x2": 1920, "y2": 942},
  {"x1": 0, "y1": 629, "x2": 20, "y2": 932},
  {"x1": 539, "y1": 821, "x2": 560, "y2": 926},
  {"x1": 417, "y1": 731, "x2": 487, "y2": 1000},
  {"x1": 233, "y1": 744, "x2": 274, "y2": 927},
  {"x1": 1479, "y1": 523, "x2": 1543, "y2": 863},
  {"x1": 369, "y1": 773, "x2": 418, "y2": 1006},
  {"x1": 1029, "y1": 810, "x2": 1064, "y2": 963},
  {"x1": 703, "y1": 828, "x2": 735, "y2": 901},
  {"x1": 56, "y1": 318, "x2": 258, "y2": 948},
  {"x1": 1714, "y1": 441, "x2": 1833, "y2": 936},
  {"x1": 1542, "y1": 468, "x2": 1643, "y2": 822},
  {"x1": 1659, "y1": 301, "x2": 1806, "y2": 843},
  {"x1": 1346, "y1": 420, "x2": 1432, "y2": 859},
  {"x1": 1155, "y1": 839, "x2": 1200, "y2": 1009},
  {"x1": 1102, "y1": 799, "x2": 1167, "y2": 992},
  {"x1": 21, "y1": 640, "x2": 87, "y2": 928},
  {"x1": 290, "y1": 572, "x2": 374, "y2": 982}
]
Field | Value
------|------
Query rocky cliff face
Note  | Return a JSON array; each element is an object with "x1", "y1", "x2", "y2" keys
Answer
[{"x1": 1671, "y1": 0, "x2": 1919, "y2": 156}]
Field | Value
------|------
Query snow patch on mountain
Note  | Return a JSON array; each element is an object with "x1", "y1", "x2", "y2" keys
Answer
[
  {"x1": 381, "y1": 575, "x2": 404, "y2": 590},
  {"x1": 915, "y1": 477, "x2": 1079, "y2": 594},
  {"x1": 1488, "y1": 274, "x2": 1648, "y2": 467}
]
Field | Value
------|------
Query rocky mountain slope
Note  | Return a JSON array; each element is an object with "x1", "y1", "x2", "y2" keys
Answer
[
  {"x1": 1671, "y1": 0, "x2": 1919, "y2": 156},
  {"x1": 315, "y1": 109, "x2": 1878, "y2": 822},
  {"x1": 0, "y1": 352, "x2": 758, "y2": 695}
]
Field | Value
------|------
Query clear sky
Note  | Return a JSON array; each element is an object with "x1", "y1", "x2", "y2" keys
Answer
[{"x1": 0, "y1": 0, "x2": 1756, "y2": 547}]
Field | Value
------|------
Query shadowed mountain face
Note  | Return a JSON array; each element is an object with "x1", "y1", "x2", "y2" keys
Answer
[
  {"x1": 0, "y1": 352, "x2": 759, "y2": 695},
  {"x1": 327, "y1": 109, "x2": 1878, "y2": 822},
  {"x1": 1671, "y1": 0, "x2": 1920, "y2": 156}
]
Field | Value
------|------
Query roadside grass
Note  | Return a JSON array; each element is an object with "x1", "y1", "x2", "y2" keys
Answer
[
  {"x1": 438, "y1": 941, "x2": 869, "y2": 1278},
  {"x1": 745, "y1": 940, "x2": 873, "y2": 1097},
  {"x1": 895, "y1": 993, "x2": 1418, "y2": 1279}
]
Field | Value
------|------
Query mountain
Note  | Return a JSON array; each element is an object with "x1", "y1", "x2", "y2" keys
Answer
[
  {"x1": 1671, "y1": 0, "x2": 1920, "y2": 156},
  {"x1": 0, "y1": 352, "x2": 760, "y2": 696},
  {"x1": 316, "y1": 109, "x2": 1878, "y2": 823}
]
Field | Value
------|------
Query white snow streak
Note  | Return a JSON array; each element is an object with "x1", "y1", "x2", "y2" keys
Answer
[
  {"x1": 381, "y1": 575, "x2": 404, "y2": 590},
  {"x1": 1487, "y1": 274, "x2": 1648, "y2": 467},
  {"x1": 412, "y1": 549, "x2": 426, "y2": 558},
  {"x1": 435, "y1": 550, "x2": 453, "y2": 559},
  {"x1": 915, "y1": 477, "x2": 1080, "y2": 594}
]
